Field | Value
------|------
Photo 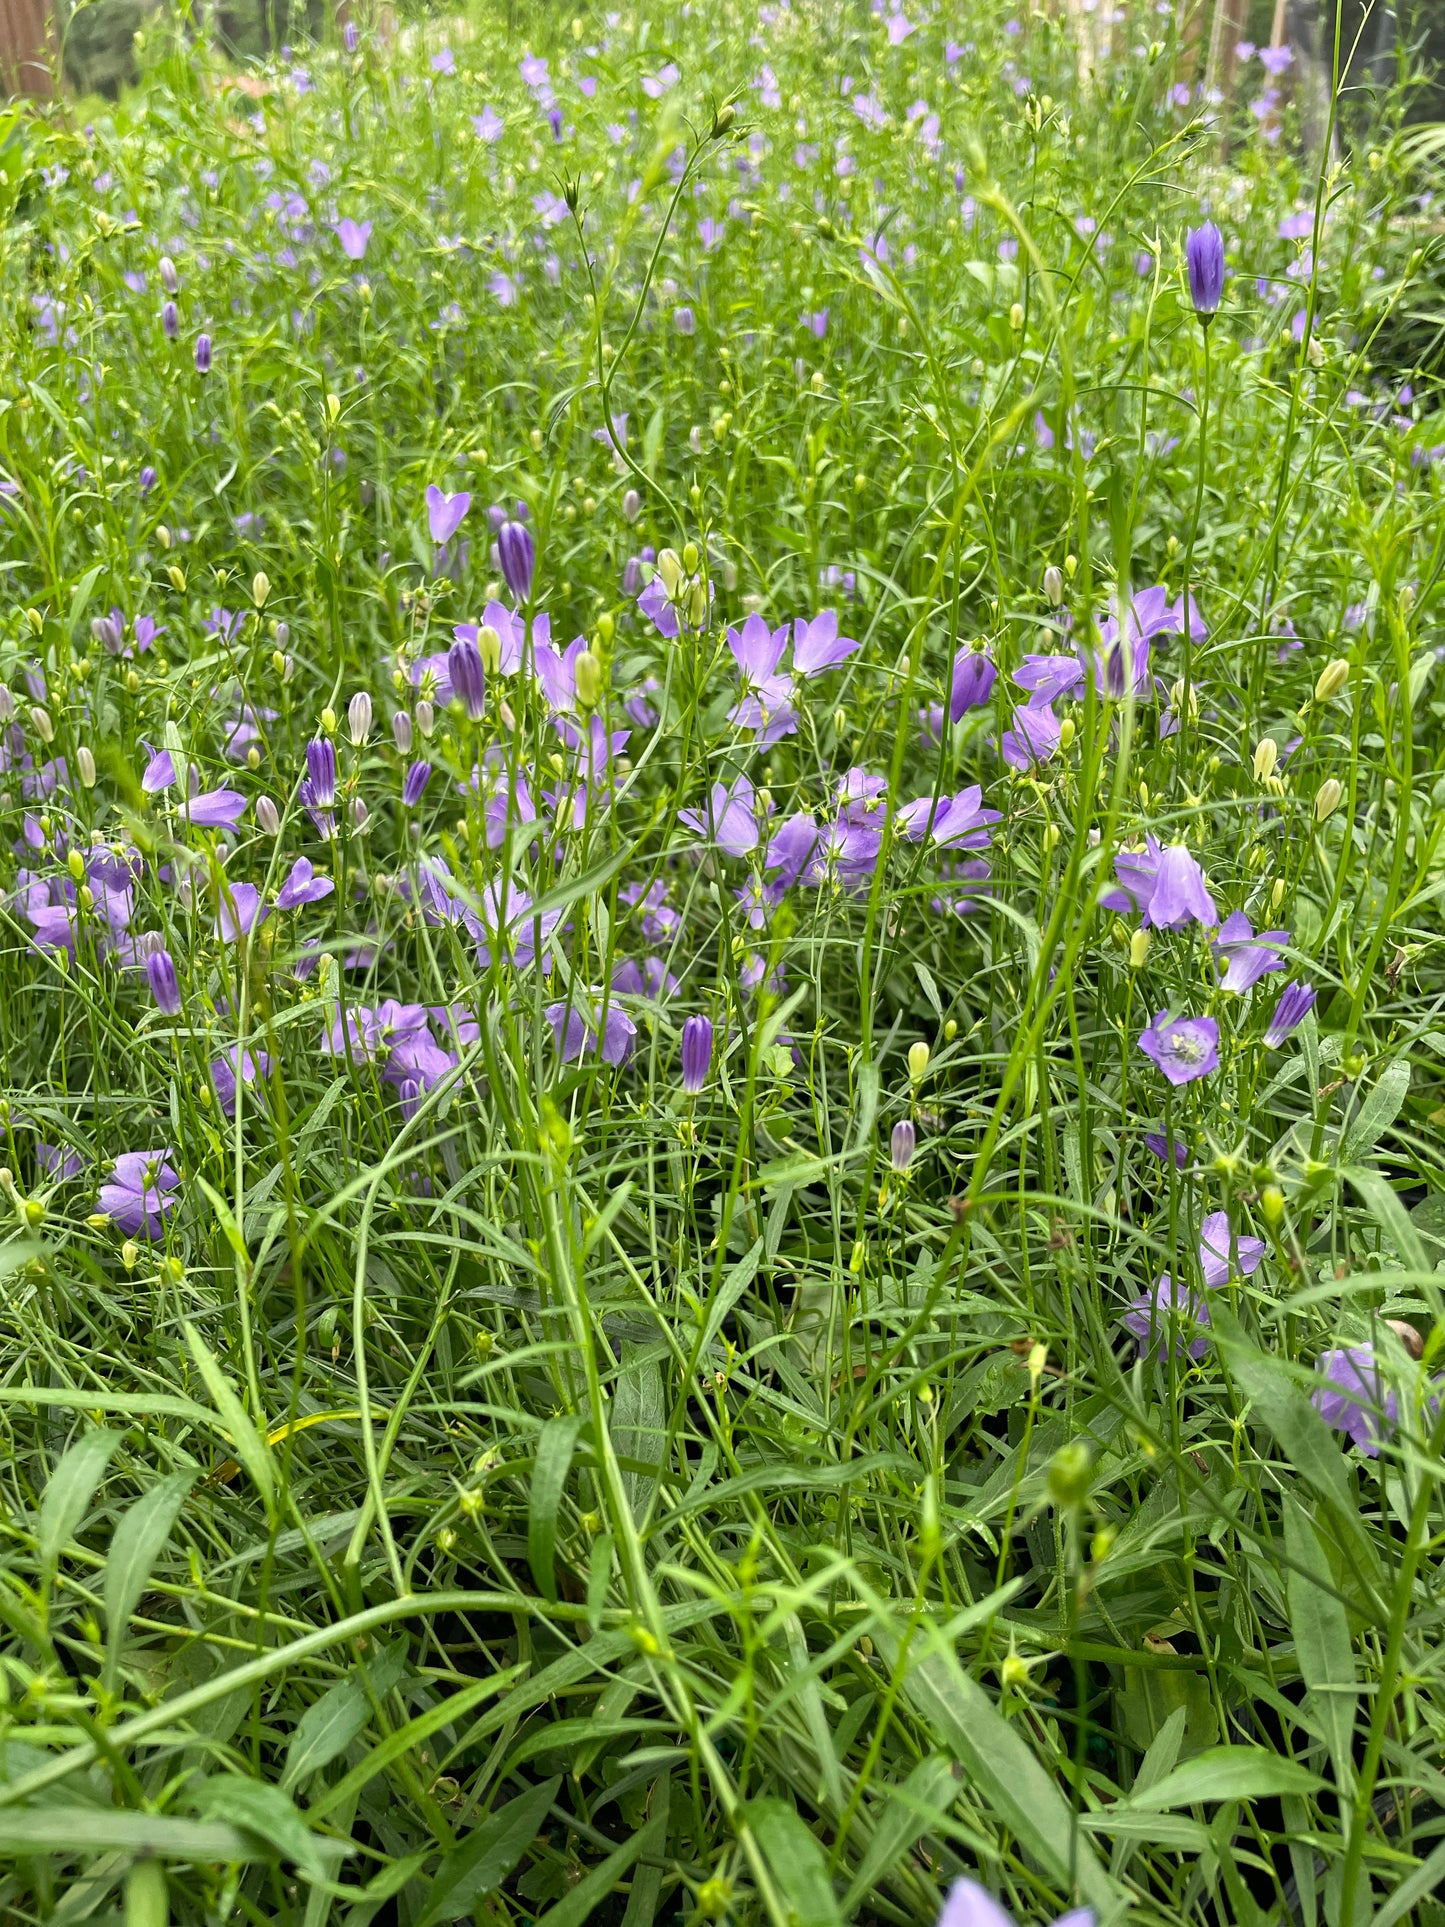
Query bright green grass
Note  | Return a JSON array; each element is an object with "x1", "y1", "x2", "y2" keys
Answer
[{"x1": 0, "y1": 4, "x2": 1442, "y2": 1924}]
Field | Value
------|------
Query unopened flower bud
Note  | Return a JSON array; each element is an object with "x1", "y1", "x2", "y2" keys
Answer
[
  {"x1": 67, "y1": 847, "x2": 85, "y2": 883},
  {"x1": 1047, "y1": 1440, "x2": 1092, "y2": 1510},
  {"x1": 392, "y1": 710, "x2": 414, "y2": 752},
  {"x1": 1043, "y1": 564, "x2": 1064, "y2": 605},
  {"x1": 477, "y1": 624, "x2": 502, "y2": 674},
  {"x1": 1129, "y1": 927, "x2": 1150, "y2": 969},
  {"x1": 574, "y1": 649, "x2": 601, "y2": 707},
  {"x1": 252, "y1": 571, "x2": 270, "y2": 608},
  {"x1": 1314, "y1": 658, "x2": 1350, "y2": 703},
  {"x1": 416, "y1": 700, "x2": 435, "y2": 739},
  {"x1": 30, "y1": 706, "x2": 53, "y2": 744},
  {"x1": 1252, "y1": 737, "x2": 1278, "y2": 782},
  {"x1": 76, "y1": 746, "x2": 96, "y2": 788},
  {"x1": 1000, "y1": 1653, "x2": 1032, "y2": 1691},
  {"x1": 622, "y1": 488, "x2": 642, "y2": 523},
  {"x1": 1270, "y1": 876, "x2": 1286, "y2": 909},
  {"x1": 908, "y1": 1041, "x2": 930, "y2": 1082},
  {"x1": 256, "y1": 795, "x2": 280, "y2": 835},
  {"x1": 167, "y1": 565, "x2": 186, "y2": 592},
  {"x1": 1057, "y1": 717, "x2": 1075, "y2": 751},
  {"x1": 889, "y1": 1119, "x2": 916, "y2": 1172},
  {"x1": 0, "y1": 688, "x2": 12, "y2": 722},
  {"x1": 121, "y1": 1239, "x2": 139, "y2": 1269},
  {"x1": 1260, "y1": 1185, "x2": 1284, "y2": 1226},
  {"x1": 1314, "y1": 778, "x2": 1343, "y2": 822},
  {"x1": 348, "y1": 692, "x2": 372, "y2": 745}
]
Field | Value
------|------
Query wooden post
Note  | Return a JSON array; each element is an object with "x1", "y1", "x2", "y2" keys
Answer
[{"x1": 0, "y1": 0, "x2": 53, "y2": 99}]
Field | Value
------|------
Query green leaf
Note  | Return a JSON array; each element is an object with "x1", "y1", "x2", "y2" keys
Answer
[
  {"x1": 745, "y1": 1798, "x2": 843, "y2": 1927},
  {"x1": 611, "y1": 1345, "x2": 666, "y2": 1528},
  {"x1": 1342, "y1": 1059, "x2": 1410, "y2": 1161},
  {"x1": 840, "y1": 1755, "x2": 956, "y2": 1914},
  {"x1": 698, "y1": 1238, "x2": 762, "y2": 1357},
  {"x1": 1283, "y1": 1498, "x2": 1357, "y2": 1794},
  {"x1": 873, "y1": 1624, "x2": 1117, "y2": 1911},
  {"x1": 416, "y1": 1776, "x2": 561, "y2": 1926},
  {"x1": 531, "y1": 1791, "x2": 666, "y2": 1927},
  {"x1": 1115, "y1": 1746, "x2": 1324, "y2": 1810},
  {"x1": 0, "y1": 1807, "x2": 265, "y2": 1861},
  {"x1": 183, "y1": 1323, "x2": 274, "y2": 1510},
  {"x1": 194, "y1": 1776, "x2": 349, "y2": 1880},
  {"x1": 39, "y1": 1429, "x2": 122, "y2": 1574},
  {"x1": 528, "y1": 1414, "x2": 581, "y2": 1602},
  {"x1": 281, "y1": 1643, "x2": 408, "y2": 1790},
  {"x1": 103, "y1": 1471, "x2": 193, "y2": 1692}
]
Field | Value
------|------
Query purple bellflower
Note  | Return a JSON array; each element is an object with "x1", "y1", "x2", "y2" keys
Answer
[
  {"x1": 950, "y1": 643, "x2": 997, "y2": 719},
  {"x1": 678, "y1": 776, "x2": 758, "y2": 858},
  {"x1": 334, "y1": 217, "x2": 372, "y2": 260},
  {"x1": 403, "y1": 760, "x2": 433, "y2": 808},
  {"x1": 96, "y1": 1152, "x2": 180, "y2": 1240},
  {"x1": 1186, "y1": 220, "x2": 1226, "y2": 315},
  {"x1": 276, "y1": 857, "x2": 334, "y2": 911},
  {"x1": 935, "y1": 1876, "x2": 1093, "y2": 1927},
  {"x1": 212, "y1": 1046, "x2": 272, "y2": 1117},
  {"x1": 1138, "y1": 1011, "x2": 1220, "y2": 1085},
  {"x1": 426, "y1": 486, "x2": 471, "y2": 547},
  {"x1": 195, "y1": 333, "x2": 212, "y2": 373},
  {"x1": 498, "y1": 518, "x2": 536, "y2": 601},
  {"x1": 145, "y1": 948, "x2": 182, "y2": 1015},
  {"x1": 1124, "y1": 1274, "x2": 1211, "y2": 1361},
  {"x1": 1265, "y1": 980, "x2": 1316, "y2": 1046},
  {"x1": 1144, "y1": 845, "x2": 1217, "y2": 930},
  {"x1": 681, "y1": 1014, "x2": 713, "y2": 1093},
  {"x1": 1313, "y1": 1345, "x2": 1398, "y2": 1457},
  {"x1": 1213, "y1": 912, "x2": 1288, "y2": 992}
]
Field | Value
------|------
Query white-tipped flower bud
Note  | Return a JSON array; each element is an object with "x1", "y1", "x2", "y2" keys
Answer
[
  {"x1": 76, "y1": 746, "x2": 96, "y2": 788},
  {"x1": 29, "y1": 706, "x2": 53, "y2": 744},
  {"x1": 392, "y1": 710, "x2": 413, "y2": 752},
  {"x1": 1314, "y1": 658, "x2": 1350, "y2": 704},
  {"x1": 477, "y1": 624, "x2": 502, "y2": 675},
  {"x1": 415, "y1": 699, "x2": 435, "y2": 739},
  {"x1": 1314, "y1": 778, "x2": 1343, "y2": 822},
  {"x1": 1252, "y1": 736, "x2": 1278, "y2": 782},
  {"x1": 1043, "y1": 564, "x2": 1064, "y2": 605},
  {"x1": 348, "y1": 691, "x2": 372, "y2": 745},
  {"x1": 255, "y1": 795, "x2": 281, "y2": 835},
  {"x1": 252, "y1": 571, "x2": 270, "y2": 608}
]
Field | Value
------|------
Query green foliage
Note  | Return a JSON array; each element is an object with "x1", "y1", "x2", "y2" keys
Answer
[{"x1": 0, "y1": 1, "x2": 1441, "y2": 1924}]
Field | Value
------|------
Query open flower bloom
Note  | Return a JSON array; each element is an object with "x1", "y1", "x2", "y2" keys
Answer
[
  {"x1": 546, "y1": 994, "x2": 637, "y2": 1064},
  {"x1": 678, "y1": 775, "x2": 758, "y2": 857},
  {"x1": 1138, "y1": 1011, "x2": 1219, "y2": 1085},
  {"x1": 96, "y1": 1151, "x2": 180, "y2": 1240},
  {"x1": 935, "y1": 1877, "x2": 1093, "y2": 1927},
  {"x1": 1124, "y1": 1273, "x2": 1212, "y2": 1360},
  {"x1": 426, "y1": 484, "x2": 470, "y2": 546},
  {"x1": 1198, "y1": 1210, "x2": 1266, "y2": 1285},
  {"x1": 1213, "y1": 911, "x2": 1288, "y2": 991},
  {"x1": 1000, "y1": 701, "x2": 1062, "y2": 769},
  {"x1": 212, "y1": 1046, "x2": 272, "y2": 1116},
  {"x1": 1312, "y1": 1345, "x2": 1399, "y2": 1457}
]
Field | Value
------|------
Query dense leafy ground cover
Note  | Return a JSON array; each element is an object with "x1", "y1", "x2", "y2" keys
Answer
[{"x1": 0, "y1": 3, "x2": 1443, "y2": 1922}]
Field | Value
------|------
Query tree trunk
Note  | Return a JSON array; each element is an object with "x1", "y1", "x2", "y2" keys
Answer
[{"x1": 0, "y1": 0, "x2": 54, "y2": 98}]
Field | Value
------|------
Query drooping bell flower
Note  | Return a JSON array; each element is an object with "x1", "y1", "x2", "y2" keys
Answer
[
  {"x1": 949, "y1": 643, "x2": 997, "y2": 720},
  {"x1": 681, "y1": 1014, "x2": 713, "y2": 1093},
  {"x1": 497, "y1": 518, "x2": 536, "y2": 602},
  {"x1": 145, "y1": 948, "x2": 182, "y2": 1016},
  {"x1": 1264, "y1": 980, "x2": 1315, "y2": 1047},
  {"x1": 195, "y1": 333, "x2": 212, "y2": 373},
  {"x1": 1143, "y1": 845, "x2": 1217, "y2": 930}
]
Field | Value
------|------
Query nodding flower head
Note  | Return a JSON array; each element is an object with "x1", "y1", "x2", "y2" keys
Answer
[
  {"x1": 305, "y1": 736, "x2": 337, "y2": 808},
  {"x1": 681, "y1": 1014, "x2": 713, "y2": 1093},
  {"x1": 497, "y1": 518, "x2": 536, "y2": 602}
]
